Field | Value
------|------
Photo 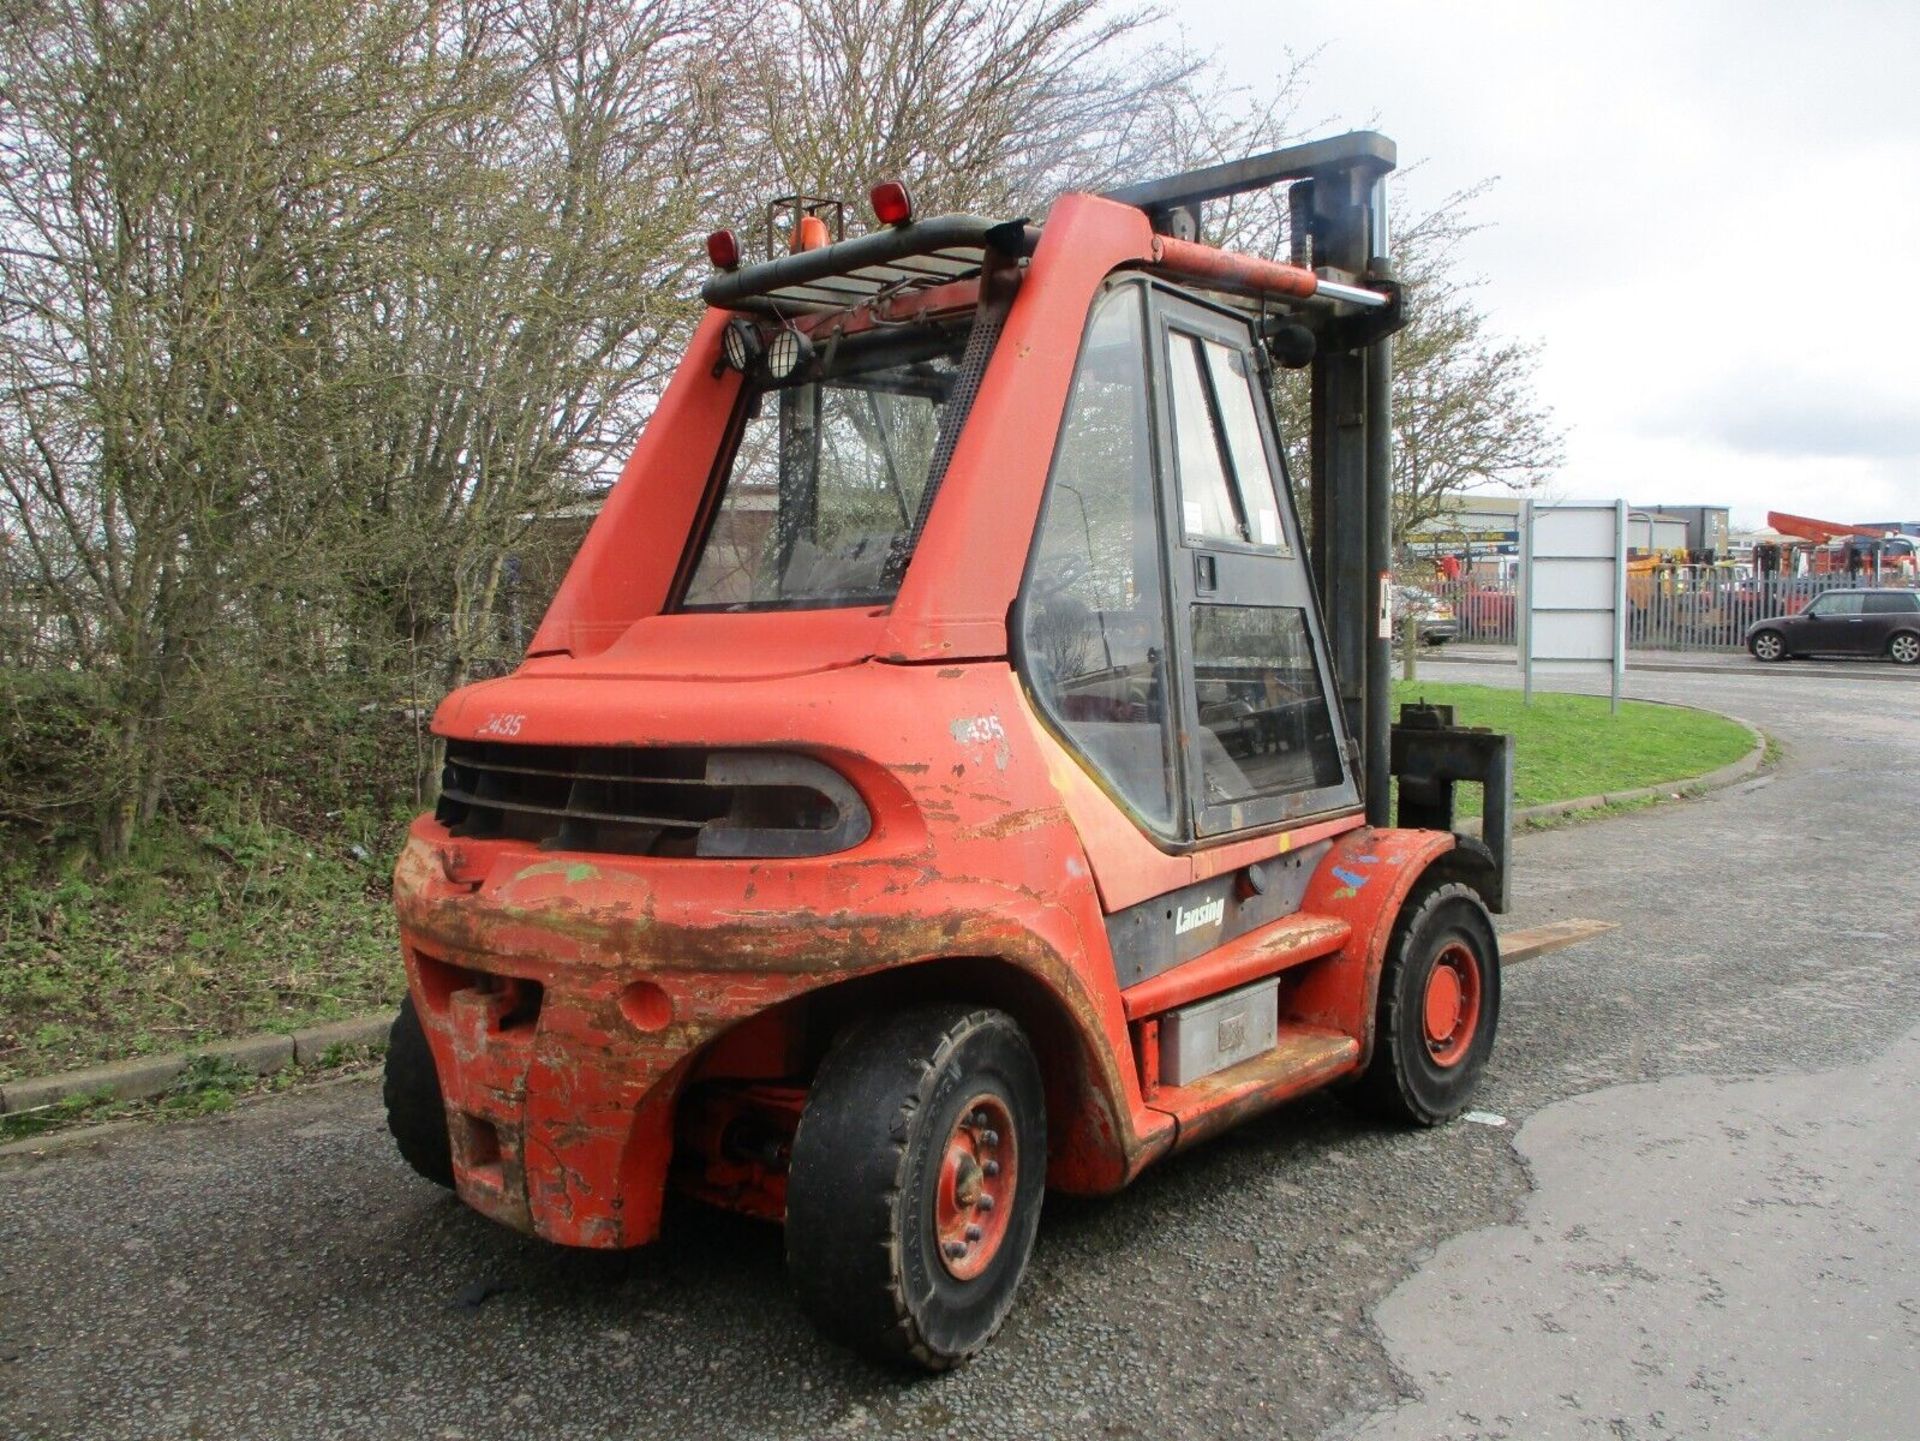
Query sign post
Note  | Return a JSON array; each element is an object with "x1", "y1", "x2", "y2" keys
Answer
[{"x1": 1519, "y1": 500, "x2": 1627, "y2": 712}]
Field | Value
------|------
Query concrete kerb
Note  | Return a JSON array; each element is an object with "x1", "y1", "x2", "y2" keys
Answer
[
  {"x1": 0, "y1": 708, "x2": 1769, "y2": 1124},
  {"x1": 1446, "y1": 702, "x2": 1769, "y2": 838},
  {"x1": 1513, "y1": 705, "x2": 1768, "y2": 827},
  {"x1": 0, "y1": 1070, "x2": 382, "y2": 1164},
  {"x1": 0, "y1": 1013, "x2": 390, "y2": 1117}
]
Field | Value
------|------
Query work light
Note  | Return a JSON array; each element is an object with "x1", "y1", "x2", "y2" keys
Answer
[
  {"x1": 721, "y1": 319, "x2": 761, "y2": 373},
  {"x1": 766, "y1": 327, "x2": 814, "y2": 381}
]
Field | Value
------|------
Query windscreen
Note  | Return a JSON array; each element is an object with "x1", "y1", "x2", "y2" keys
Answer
[{"x1": 680, "y1": 323, "x2": 973, "y2": 610}]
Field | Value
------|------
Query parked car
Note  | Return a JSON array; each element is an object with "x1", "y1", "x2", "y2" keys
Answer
[
  {"x1": 1392, "y1": 585, "x2": 1457, "y2": 646},
  {"x1": 1745, "y1": 588, "x2": 1920, "y2": 664}
]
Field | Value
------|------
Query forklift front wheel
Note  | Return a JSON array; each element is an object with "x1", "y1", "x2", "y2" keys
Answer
[
  {"x1": 383, "y1": 995, "x2": 454, "y2": 1189},
  {"x1": 785, "y1": 1005, "x2": 1046, "y2": 1371},
  {"x1": 1351, "y1": 881, "x2": 1501, "y2": 1126}
]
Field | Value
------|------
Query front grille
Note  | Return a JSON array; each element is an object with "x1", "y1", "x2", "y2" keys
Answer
[{"x1": 436, "y1": 741, "x2": 870, "y2": 859}]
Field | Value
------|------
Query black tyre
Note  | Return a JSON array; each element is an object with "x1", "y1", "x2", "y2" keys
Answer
[
  {"x1": 1748, "y1": 629, "x2": 1787, "y2": 662},
  {"x1": 1888, "y1": 631, "x2": 1920, "y2": 665},
  {"x1": 384, "y1": 995, "x2": 454, "y2": 1188},
  {"x1": 785, "y1": 1005, "x2": 1046, "y2": 1371},
  {"x1": 1350, "y1": 881, "x2": 1501, "y2": 1126}
]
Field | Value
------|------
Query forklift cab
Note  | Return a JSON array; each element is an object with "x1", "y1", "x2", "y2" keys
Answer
[
  {"x1": 387, "y1": 131, "x2": 1515, "y2": 1372},
  {"x1": 687, "y1": 271, "x2": 1357, "y2": 840}
]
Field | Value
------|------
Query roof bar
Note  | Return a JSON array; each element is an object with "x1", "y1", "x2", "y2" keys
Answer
[
  {"x1": 1104, "y1": 130, "x2": 1396, "y2": 216},
  {"x1": 701, "y1": 216, "x2": 1036, "y2": 312}
]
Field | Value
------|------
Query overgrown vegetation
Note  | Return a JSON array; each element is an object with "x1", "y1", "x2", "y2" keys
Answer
[
  {"x1": 0, "y1": 814, "x2": 405, "y2": 1083},
  {"x1": 0, "y1": 659, "x2": 417, "y2": 1080}
]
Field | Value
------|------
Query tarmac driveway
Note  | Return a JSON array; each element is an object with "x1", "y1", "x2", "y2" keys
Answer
[{"x1": 1, "y1": 662, "x2": 1915, "y2": 1440}]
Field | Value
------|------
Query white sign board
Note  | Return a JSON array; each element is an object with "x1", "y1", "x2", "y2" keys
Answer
[{"x1": 1519, "y1": 499, "x2": 1627, "y2": 710}]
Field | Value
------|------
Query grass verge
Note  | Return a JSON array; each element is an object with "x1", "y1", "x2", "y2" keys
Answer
[{"x1": 1391, "y1": 681, "x2": 1755, "y2": 810}]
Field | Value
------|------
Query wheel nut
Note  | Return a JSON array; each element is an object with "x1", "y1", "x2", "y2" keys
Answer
[
  {"x1": 982, "y1": 1159, "x2": 1000, "y2": 1177},
  {"x1": 980, "y1": 1129, "x2": 999, "y2": 1146},
  {"x1": 976, "y1": 1194, "x2": 995, "y2": 1212},
  {"x1": 971, "y1": 1110, "x2": 989, "y2": 1127},
  {"x1": 944, "y1": 1240, "x2": 967, "y2": 1259},
  {"x1": 965, "y1": 1225, "x2": 982, "y2": 1241}
]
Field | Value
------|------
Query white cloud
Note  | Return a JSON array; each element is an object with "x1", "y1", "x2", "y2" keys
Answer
[{"x1": 1164, "y1": 0, "x2": 1920, "y2": 527}]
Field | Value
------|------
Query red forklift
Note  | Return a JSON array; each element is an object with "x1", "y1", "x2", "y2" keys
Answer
[{"x1": 384, "y1": 131, "x2": 1516, "y2": 1369}]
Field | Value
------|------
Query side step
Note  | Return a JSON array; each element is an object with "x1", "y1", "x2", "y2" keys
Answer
[
  {"x1": 1119, "y1": 912, "x2": 1351, "y2": 1021},
  {"x1": 1148, "y1": 1026, "x2": 1359, "y2": 1153}
]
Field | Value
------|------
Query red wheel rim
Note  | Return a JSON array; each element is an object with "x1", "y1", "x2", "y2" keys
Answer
[
  {"x1": 1422, "y1": 941, "x2": 1482, "y2": 1067},
  {"x1": 933, "y1": 1095, "x2": 1017, "y2": 1281}
]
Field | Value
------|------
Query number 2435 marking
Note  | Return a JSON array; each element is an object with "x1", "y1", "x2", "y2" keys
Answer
[{"x1": 478, "y1": 712, "x2": 525, "y2": 737}]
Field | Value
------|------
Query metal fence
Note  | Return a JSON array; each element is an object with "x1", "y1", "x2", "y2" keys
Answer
[{"x1": 1426, "y1": 572, "x2": 1916, "y2": 653}]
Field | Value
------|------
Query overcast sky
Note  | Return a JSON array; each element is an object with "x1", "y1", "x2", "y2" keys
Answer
[{"x1": 1169, "y1": 0, "x2": 1920, "y2": 531}]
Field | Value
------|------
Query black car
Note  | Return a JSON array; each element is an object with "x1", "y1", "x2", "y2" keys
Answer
[{"x1": 1746, "y1": 588, "x2": 1920, "y2": 664}]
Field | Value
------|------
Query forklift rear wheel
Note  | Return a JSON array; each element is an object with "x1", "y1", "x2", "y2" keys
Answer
[
  {"x1": 1748, "y1": 629, "x2": 1787, "y2": 662},
  {"x1": 785, "y1": 1005, "x2": 1046, "y2": 1371},
  {"x1": 1351, "y1": 881, "x2": 1500, "y2": 1127},
  {"x1": 384, "y1": 995, "x2": 453, "y2": 1188}
]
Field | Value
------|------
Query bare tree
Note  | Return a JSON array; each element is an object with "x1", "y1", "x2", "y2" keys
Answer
[
  {"x1": 0, "y1": 0, "x2": 477, "y2": 856},
  {"x1": 1388, "y1": 184, "x2": 1563, "y2": 546},
  {"x1": 723, "y1": 0, "x2": 1197, "y2": 231},
  {"x1": 338, "y1": 0, "x2": 733, "y2": 697},
  {"x1": 0, "y1": 0, "x2": 737, "y2": 853}
]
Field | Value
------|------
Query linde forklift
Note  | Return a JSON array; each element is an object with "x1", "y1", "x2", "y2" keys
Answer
[{"x1": 383, "y1": 130, "x2": 1516, "y2": 1369}]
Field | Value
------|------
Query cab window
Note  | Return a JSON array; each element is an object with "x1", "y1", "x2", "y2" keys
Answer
[
  {"x1": 1807, "y1": 593, "x2": 1863, "y2": 617},
  {"x1": 1020, "y1": 286, "x2": 1179, "y2": 833},
  {"x1": 681, "y1": 323, "x2": 971, "y2": 611},
  {"x1": 1167, "y1": 334, "x2": 1287, "y2": 551},
  {"x1": 1189, "y1": 604, "x2": 1344, "y2": 803}
]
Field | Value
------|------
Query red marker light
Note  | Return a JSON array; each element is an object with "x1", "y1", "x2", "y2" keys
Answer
[
  {"x1": 706, "y1": 229, "x2": 740, "y2": 270},
  {"x1": 869, "y1": 181, "x2": 914, "y2": 227}
]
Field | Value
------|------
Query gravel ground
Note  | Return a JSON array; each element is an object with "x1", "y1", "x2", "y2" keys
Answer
[{"x1": 1, "y1": 661, "x2": 1913, "y2": 1441}]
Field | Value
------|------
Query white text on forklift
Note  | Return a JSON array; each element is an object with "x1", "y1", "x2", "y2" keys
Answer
[{"x1": 1174, "y1": 898, "x2": 1226, "y2": 935}]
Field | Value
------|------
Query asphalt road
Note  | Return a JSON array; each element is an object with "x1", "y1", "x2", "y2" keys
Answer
[{"x1": 3, "y1": 661, "x2": 1916, "y2": 1440}]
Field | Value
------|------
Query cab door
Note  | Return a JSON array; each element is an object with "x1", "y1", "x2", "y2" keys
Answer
[{"x1": 1149, "y1": 289, "x2": 1359, "y2": 837}]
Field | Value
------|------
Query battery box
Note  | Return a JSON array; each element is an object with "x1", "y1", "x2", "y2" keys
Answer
[{"x1": 1159, "y1": 977, "x2": 1280, "y2": 1086}]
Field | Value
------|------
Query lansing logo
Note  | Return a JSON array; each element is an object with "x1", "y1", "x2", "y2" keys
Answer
[{"x1": 1174, "y1": 897, "x2": 1226, "y2": 935}]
